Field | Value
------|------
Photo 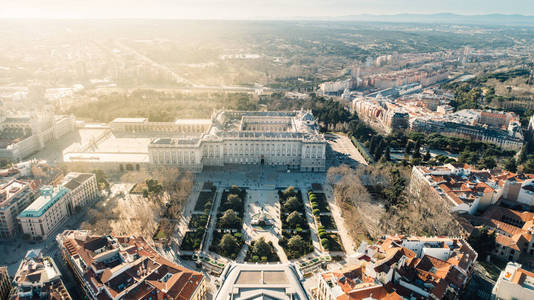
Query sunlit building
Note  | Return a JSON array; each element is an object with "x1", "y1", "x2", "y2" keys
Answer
[
  {"x1": 148, "y1": 110, "x2": 327, "y2": 172},
  {"x1": 215, "y1": 262, "x2": 309, "y2": 300},
  {"x1": 57, "y1": 230, "x2": 207, "y2": 300},
  {"x1": 0, "y1": 180, "x2": 37, "y2": 239},
  {"x1": 18, "y1": 186, "x2": 70, "y2": 240},
  {"x1": 10, "y1": 249, "x2": 71, "y2": 300},
  {"x1": 0, "y1": 266, "x2": 12, "y2": 300},
  {"x1": 0, "y1": 109, "x2": 75, "y2": 161},
  {"x1": 492, "y1": 262, "x2": 534, "y2": 300}
]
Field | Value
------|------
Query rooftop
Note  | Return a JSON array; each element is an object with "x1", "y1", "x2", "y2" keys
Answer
[
  {"x1": 18, "y1": 186, "x2": 68, "y2": 218},
  {"x1": 57, "y1": 230, "x2": 204, "y2": 300},
  {"x1": 111, "y1": 118, "x2": 147, "y2": 123},
  {"x1": 215, "y1": 263, "x2": 309, "y2": 300}
]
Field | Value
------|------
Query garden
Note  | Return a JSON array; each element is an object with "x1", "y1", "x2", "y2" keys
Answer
[
  {"x1": 278, "y1": 186, "x2": 314, "y2": 259},
  {"x1": 209, "y1": 186, "x2": 247, "y2": 258},
  {"x1": 309, "y1": 190, "x2": 344, "y2": 252},
  {"x1": 180, "y1": 228, "x2": 205, "y2": 251},
  {"x1": 194, "y1": 191, "x2": 215, "y2": 212},
  {"x1": 318, "y1": 226, "x2": 344, "y2": 252},
  {"x1": 209, "y1": 231, "x2": 244, "y2": 259},
  {"x1": 319, "y1": 215, "x2": 337, "y2": 230},
  {"x1": 180, "y1": 185, "x2": 216, "y2": 252},
  {"x1": 188, "y1": 213, "x2": 209, "y2": 229},
  {"x1": 215, "y1": 186, "x2": 247, "y2": 229},
  {"x1": 309, "y1": 192, "x2": 330, "y2": 214},
  {"x1": 244, "y1": 237, "x2": 280, "y2": 263}
]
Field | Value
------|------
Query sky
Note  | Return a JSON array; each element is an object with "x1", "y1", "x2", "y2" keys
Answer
[{"x1": 1, "y1": 0, "x2": 533, "y2": 19}]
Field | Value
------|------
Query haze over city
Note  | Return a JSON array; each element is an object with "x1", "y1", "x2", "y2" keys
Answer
[
  {"x1": 2, "y1": 0, "x2": 534, "y2": 19},
  {"x1": 1, "y1": 1, "x2": 534, "y2": 300}
]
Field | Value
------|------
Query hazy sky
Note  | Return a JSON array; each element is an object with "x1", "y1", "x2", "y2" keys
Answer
[{"x1": 1, "y1": 0, "x2": 533, "y2": 19}]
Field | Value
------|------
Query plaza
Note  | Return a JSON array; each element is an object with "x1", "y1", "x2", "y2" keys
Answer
[{"x1": 175, "y1": 163, "x2": 356, "y2": 270}]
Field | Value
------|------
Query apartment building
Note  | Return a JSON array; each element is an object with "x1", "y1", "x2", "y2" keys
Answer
[
  {"x1": 0, "y1": 180, "x2": 36, "y2": 239},
  {"x1": 57, "y1": 230, "x2": 207, "y2": 300},
  {"x1": 10, "y1": 249, "x2": 71, "y2": 300},
  {"x1": 61, "y1": 172, "x2": 98, "y2": 212},
  {"x1": 492, "y1": 262, "x2": 534, "y2": 300},
  {"x1": 316, "y1": 264, "x2": 401, "y2": 300},
  {"x1": 411, "y1": 163, "x2": 534, "y2": 212},
  {"x1": 0, "y1": 266, "x2": 12, "y2": 300},
  {"x1": 469, "y1": 206, "x2": 534, "y2": 263},
  {"x1": 333, "y1": 235, "x2": 477, "y2": 300},
  {"x1": 17, "y1": 186, "x2": 69, "y2": 240}
]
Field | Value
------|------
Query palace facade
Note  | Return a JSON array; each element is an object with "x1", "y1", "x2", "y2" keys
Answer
[{"x1": 146, "y1": 110, "x2": 327, "y2": 172}]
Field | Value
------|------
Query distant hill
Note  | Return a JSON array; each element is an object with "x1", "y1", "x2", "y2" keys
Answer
[{"x1": 308, "y1": 13, "x2": 534, "y2": 26}]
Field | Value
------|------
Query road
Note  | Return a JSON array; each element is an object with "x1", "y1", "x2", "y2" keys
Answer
[{"x1": 326, "y1": 133, "x2": 368, "y2": 167}]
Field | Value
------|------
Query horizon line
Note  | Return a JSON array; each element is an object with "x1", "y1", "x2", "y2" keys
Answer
[{"x1": 0, "y1": 12, "x2": 533, "y2": 21}]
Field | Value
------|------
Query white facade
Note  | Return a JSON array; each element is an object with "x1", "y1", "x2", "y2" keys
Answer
[
  {"x1": 0, "y1": 180, "x2": 36, "y2": 239},
  {"x1": 0, "y1": 110, "x2": 75, "y2": 161},
  {"x1": 492, "y1": 262, "x2": 534, "y2": 300},
  {"x1": 61, "y1": 172, "x2": 98, "y2": 212},
  {"x1": 215, "y1": 263, "x2": 309, "y2": 300},
  {"x1": 148, "y1": 111, "x2": 327, "y2": 172},
  {"x1": 18, "y1": 186, "x2": 69, "y2": 240}
]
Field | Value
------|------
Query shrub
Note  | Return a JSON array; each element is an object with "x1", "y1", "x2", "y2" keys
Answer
[
  {"x1": 313, "y1": 209, "x2": 320, "y2": 216},
  {"x1": 321, "y1": 238, "x2": 329, "y2": 248}
]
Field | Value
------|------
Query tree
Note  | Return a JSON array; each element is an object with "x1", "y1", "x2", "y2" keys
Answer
[
  {"x1": 220, "y1": 209, "x2": 241, "y2": 228},
  {"x1": 252, "y1": 237, "x2": 271, "y2": 258},
  {"x1": 479, "y1": 156, "x2": 496, "y2": 170},
  {"x1": 523, "y1": 159, "x2": 534, "y2": 173},
  {"x1": 92, "y1": 169, "x2": 110, "y2": 190},
  {"x1": 423, "y1": 149, "x2": 431, "y2": 162},
  {"x1": 519, "y1": 145, "x2": 528, "y2": 163},
  {"x1": 467, "y1": 227, "x2": 495, "y2": 260},
  {"x1": 219, "y1": 233, "x2": 240, "y2": 256},
  {"x1": 283, "y1": 186, "x2": 295, "y2": 196},
  {"x1": 504, "y1": 157, "x2": 517, "y2": 172},
  {"x1": 374, "y1": 140, "x2": 385, "y2": 161},
  {"x1": 226, "y1": 194, "x2": 242, "y2": 210},
  {"x1": 286, "y1": 211, "x2": 303, "y2": 228},
  {"x1": 405, "y1": 141, "x2": 413, "y2": 155},
  {"x1": 284, "y1": 196, "x2": 301, "y2": 212},
  {"x1": 287, "y1": 235, "x2": 306, "y2": 251},
  {"x1": 412, "y1": 143, "x2": 421, "y2": 159},
  {"x1": 369, "y1": 136, "x2": 379, "y2": 154}
]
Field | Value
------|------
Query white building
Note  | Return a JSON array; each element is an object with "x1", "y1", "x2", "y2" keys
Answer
[
  {"x1": 148, "y1": 111, "x2": 327, "y2": 172},
  {"x1": 61, "y1": 172, "x2": 98, "y2": 213},
  {"x1": 18, "y1": 186, "x2": 70, "y2": 240},
  {"x1": 18, "y1": 172, "x2": 99, "y2": 240},
  {"x1": 0, "y1": 109, "x2": 75, "y2": 161},
  {"x1": 12, "y1": 249, "x2": 71, "y2": 299},
  {"x1": 215, "y1": 263, "x2": 309, "y2": 300},
  {"x1": 0, "y1": 180, "x2": 36, "y2": 239},
  {"x1": 492, "y1": 262, "x2": 534, "y2": 300}
]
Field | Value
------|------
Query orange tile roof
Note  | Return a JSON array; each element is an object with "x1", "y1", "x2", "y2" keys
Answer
[
  {"x1": 495, "y1": 235, "x2": 520, "y2": 251},
  {"x1": 488, "y1": 219, "x2": 524, "y2": 236}
]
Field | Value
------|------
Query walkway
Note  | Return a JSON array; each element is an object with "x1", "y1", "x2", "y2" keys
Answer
[{"x1": 325, "y1": 185, "x2": 356, "y2": 255}]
